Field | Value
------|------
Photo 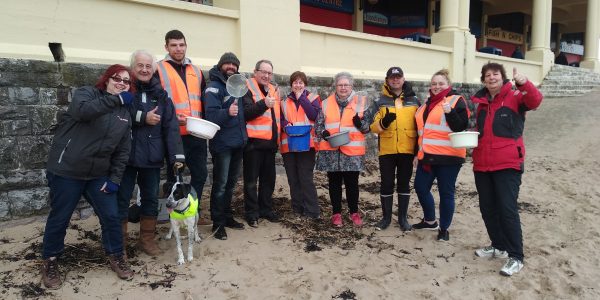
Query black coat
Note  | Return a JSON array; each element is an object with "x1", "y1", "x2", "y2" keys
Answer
[
  {"x1": 46, "y1": 86, "x2": 131, "y2": 184},
  {"x1": 128, "y1": 77, "x2": 183, "y2": 168}
]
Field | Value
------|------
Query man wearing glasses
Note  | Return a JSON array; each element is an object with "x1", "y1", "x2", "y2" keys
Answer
[
  {"x1": 242, "y1": 59, "x2": 281, "y2": 227},
  {"x1": 155, "y1": 30, "x2": 211, "y2": 226}
]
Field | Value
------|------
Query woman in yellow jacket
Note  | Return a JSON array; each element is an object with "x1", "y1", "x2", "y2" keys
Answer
[{"x1": 370, "y1": 67, "x2": 420, "y2": 231}]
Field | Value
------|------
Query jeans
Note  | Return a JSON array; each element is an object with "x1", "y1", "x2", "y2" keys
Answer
[
  {"x1": 243, "y1": 149, "x2": 276, "y2": 220},
  {"x1": 282, "y1": 150, "x2": 319, "y2": 218},
  {"x1": 117, "y1": 166, "x2": 160, "y2": 220},
  {"x1": 43, "y1": 172, "x2": 122, "y2": 258},
  {"x1": 327, "y1": 171, "x2": 360, "y2": 214},
  {"x1": 210, "y1": 148, "x2": 243, "y2": 227},
  {"x1": 475, "y1": 169, "x2": 524, "y2": 261},
  {"x1": 414, "y1": 163, "x2": 462, "y2": 231},
  {"x1": 167, "y1": 135, "x2": 207, "y2": 200}
]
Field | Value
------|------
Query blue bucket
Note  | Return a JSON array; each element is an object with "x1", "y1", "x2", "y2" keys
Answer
[{"x1": 285, "y1": 125, "x2": 312, "y2": 152}]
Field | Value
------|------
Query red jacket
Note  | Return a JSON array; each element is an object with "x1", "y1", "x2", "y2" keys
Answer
[{"x1": 470, "y1": 80, "x2": 542, "y2": 172}]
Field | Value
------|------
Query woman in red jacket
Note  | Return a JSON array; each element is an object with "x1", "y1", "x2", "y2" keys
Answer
[{"x1": 471, "y1": 63, "x2": 542, "y2": 277}]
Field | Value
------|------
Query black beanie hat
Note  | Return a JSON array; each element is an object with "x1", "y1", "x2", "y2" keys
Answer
[{"x1": 217, "y1": 52, "x2": 240, "y2": 69}]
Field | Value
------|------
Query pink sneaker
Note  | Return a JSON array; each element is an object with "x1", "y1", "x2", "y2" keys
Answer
[
  {"x1": 331, "y1": 213, "x2": 343, "y2": 227},
  {"x1": 350, "y1": 212, "x2": 363, "y2": 226}
]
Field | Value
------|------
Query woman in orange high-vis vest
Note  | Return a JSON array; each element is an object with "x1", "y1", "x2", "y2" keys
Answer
[
  {"x1": 242, "y1": 60, "x2": 281, "y2": 227},
  {"x1": 281, "y1": 71, "x2": 322, "y2": 219},
  {"x1": 413, "y1": 69, "x2": 470, "y2": 242},
  {"x1": 315, "y1": 72, "x2": 372, "y2": 228}
]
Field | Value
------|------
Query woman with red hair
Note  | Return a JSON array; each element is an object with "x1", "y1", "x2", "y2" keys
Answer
[{"x1": 41, "y1": 64, "x2": 136, "y2": 289}]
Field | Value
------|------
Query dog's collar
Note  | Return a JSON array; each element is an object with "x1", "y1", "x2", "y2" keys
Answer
[{"x1": 174, "y1": 201, "x2": 191, "y2": 215}]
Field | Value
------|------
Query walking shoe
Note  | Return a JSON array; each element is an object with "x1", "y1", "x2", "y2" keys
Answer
[
  {"x1": 246, "y1": 218, "x2": 258, "y2": 228},
  {"x1": 41, "y1": 257, "x2": 63, "y2": 289},
  {"x1": 225, "y1": 218, "x2": 245, "y2": 230},
  {"x1": 213, "y1": 225, "x2": 228, "y2": 240},
  {"x1": 500, "y1": 257, "x2": 524, "y2": 276},
  {"x1": 437, "y1": 229, "x2": 449, "y2": 241},
  {"x1": 108, "y1": 254, "x2": 134, "y2": 280},
  {"x1": 412, "y1": 219, "x2": 439, "y2": 230},
  {"x1": 261, "y1": 213, "x2": 281, "y2": 223},
  {"x1": 350, "y1": 213, "x2": 363, "y2": 227},
  {"x1": 331, "y1": 213, "x2": 343, "y2": 227},
  {"x1": 475, "y1": 246, "x2": 509, "y2": 259}
]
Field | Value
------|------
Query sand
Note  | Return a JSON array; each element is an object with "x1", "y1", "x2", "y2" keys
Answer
[{"x1": 1, "y1": 92, "x2": 599, "y2": 299}]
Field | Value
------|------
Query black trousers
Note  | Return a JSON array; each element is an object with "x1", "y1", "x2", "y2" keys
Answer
[
  {"x1": 243, "y1": 149, "x2": 276, "y2": 219},
  {"x1": 378, "y1": 153, "x2": 414, "y2": 196},
  {"x1": 475, "y1": 169, "x2": 524, "y2": 261},
  {"x1": 327, "y1": 171, "x2": 359, "y2": 214},
  {"x1": 282, "y1": 150, "x2": 319, "y2": 218}
]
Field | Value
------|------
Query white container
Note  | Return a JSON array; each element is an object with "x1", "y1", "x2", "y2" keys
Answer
[
  {"x1": 326, "y1": 131, "x2": 350, "y2": 147},
  {"x1": 186, "y1": 117, "x2": 220, "y2": 139},
  {"x1": 448, "y1": 131, "x2": 480, "y2": 148}
]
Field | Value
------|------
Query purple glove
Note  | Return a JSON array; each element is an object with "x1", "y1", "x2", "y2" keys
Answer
[
  {"x1": 119, "y1": 91, "x2": 134, "y2": 106},
  {"x1": 101, "y1": 179, "x2": 119, "y2": 193}
]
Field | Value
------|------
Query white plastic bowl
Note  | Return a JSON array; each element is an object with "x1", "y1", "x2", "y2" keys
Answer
[
  {"x1": 448, "y1": 131, "x2": 480, "y2": 148},
  {"x1": 186, "y1": 117, "x2": 220, "y2": 139},
  {"x1": 326, "y1": 131, "x2": 350, "y2": 147}
]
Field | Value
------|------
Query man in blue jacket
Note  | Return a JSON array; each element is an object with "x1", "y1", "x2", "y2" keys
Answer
[
  {"x1": 203, "y1": 52, "x2": 247, "y2": 240},
  {"x1": 117, "y1": 50, "x2": 185, "y2": 255}
]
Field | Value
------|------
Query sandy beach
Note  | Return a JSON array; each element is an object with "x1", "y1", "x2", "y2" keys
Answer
[{"x1": 1, "y1": 93, "x2": 599, "y2": 299}]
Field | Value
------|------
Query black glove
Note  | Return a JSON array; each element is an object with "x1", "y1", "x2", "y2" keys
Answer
[
  {"x1": 352, "y1": 113, "x2": 363, "y2": 129},
  {"x1": 322, "y1": 130, "x2": 331, "y2": 139},
  {"x1": 380, "y1": 107, "x2": 396, "y2": 129},
  {"x1": 119, "y1": 91, "x2": 134, "y2": 106}
]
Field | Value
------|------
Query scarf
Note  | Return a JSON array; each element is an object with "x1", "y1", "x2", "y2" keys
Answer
[{"x1": 426, "y1": 87, "x2": 451, "y2": 114}]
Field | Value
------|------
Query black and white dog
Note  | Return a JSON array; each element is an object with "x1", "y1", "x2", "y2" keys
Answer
[{"x1": 164, "y1": 181, "x2": 201, "y2": 265}]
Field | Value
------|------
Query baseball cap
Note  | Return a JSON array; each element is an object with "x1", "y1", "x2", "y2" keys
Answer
[{"x1": 386, "y1": 67, "x2": 404, "y2": 78}]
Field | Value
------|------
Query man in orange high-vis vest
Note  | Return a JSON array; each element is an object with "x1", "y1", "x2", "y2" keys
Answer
[
  {"x1": 242, "y1": 59, "x2": 281, "y2": 227},
  {"x1": 155, "y1": 30, "x2": 210, "y2": 226}
]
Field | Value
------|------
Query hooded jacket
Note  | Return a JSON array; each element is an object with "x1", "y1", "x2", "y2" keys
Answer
[
  {"x1": 203, "y1": 65, "x2": 248, "y2": 153},
  {"x1": 128, "y1": 77, "x2": 184, "y2": 168},
  {"x1": 370, "y1": 82, "x2": 420, "y2": 156},
  {"x1": 46, "y1": 86, "x2": 131, "y2": 184},
  {"x1": 470, "y1": 80, "x2": 542, "y2": 172}
]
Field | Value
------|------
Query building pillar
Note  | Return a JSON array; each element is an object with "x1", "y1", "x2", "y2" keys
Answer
[
  {"x1": 581, "y1": 0, "x2": 600, "y2": 71},
  {"x1": 352, "y1": 0, "x2": 364, "y2": 33},
  {"x1": 525, "y1": 0, "x2": 553, "y2": 75},
  {"x1": 238, "y1": 0, "x2": 300, "y2": 75},
  {"x1": 431, "y1": 0, "x2": 476, "y2": 83}
]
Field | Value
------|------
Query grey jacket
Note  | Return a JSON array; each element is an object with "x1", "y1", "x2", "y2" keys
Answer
[{"x1": 46, "y1": 86, "x2": 132, "y2": 184}]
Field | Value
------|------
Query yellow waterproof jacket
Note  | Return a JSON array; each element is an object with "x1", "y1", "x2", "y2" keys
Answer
[{"x1": 370, "y1": 83, "x2": 420, "y2": 156}]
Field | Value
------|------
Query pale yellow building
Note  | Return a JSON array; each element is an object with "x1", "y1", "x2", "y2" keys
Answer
[{"x1": 1, "y1": 0, "x2": 599, "y2": 84}]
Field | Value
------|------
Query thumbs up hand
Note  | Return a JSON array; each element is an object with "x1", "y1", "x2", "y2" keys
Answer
[
  {"x1": 513, "y1": 67, "x2": 527, "y2": 85},
  {"x1": 145, "y1": 106, "x2": 161, "y2": 125},
  {"x1": 380, "y1": 107, "x2": 396, "y2": 129},
  {"x1": 228, "y1": 99, "x2": 239, "y2": 116},
  {"x1": 442, "y1": 101, "x2": 451, "y2": 113}
]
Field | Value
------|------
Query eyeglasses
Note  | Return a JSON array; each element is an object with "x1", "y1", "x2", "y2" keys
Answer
[
  {"x1": 111, "y1": 76, "x2": 132, "y2": 85},
  {"x1": 336, "y1": 84, "x2": 352, "y2": 88},
  {"x1": 257, "y1": 69, "x2": 273, "y2": 76}
]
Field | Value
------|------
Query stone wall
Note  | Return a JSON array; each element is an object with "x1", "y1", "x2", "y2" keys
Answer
[{"x1": 0, "y1": 58, "x2": 483, "y2": 221}]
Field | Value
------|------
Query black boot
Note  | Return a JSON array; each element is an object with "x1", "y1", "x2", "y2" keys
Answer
[
  {"x1": 375, "y1": 195, "x2": 393, "y2": 230},
  {"x1": 398, "y1": 193, "x2": 412, "y2": 231}
]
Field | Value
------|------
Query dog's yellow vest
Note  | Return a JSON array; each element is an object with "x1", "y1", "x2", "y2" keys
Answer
[{"x1": 169, "y1": 194, "x2": 198, "y2": 220}]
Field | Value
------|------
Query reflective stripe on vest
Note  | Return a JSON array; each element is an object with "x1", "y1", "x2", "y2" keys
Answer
[
  {"x1": 317, "y1": 94, "x2": 366, "y2": 156},
  {"x1": 157, "y1": 61, "x2": 203, "y2": 135},
  {"x1": 415, "y1": 95, "x2": 467, "y2": 160},
  {"x1": 169, "y1": 193, "x2": 199, "y2": 220},
  {"x1": 280, "y1": 93, "x2": 318, "y2": 153},
  {"x1": 246, "y1": 78, "x2": 281, "y2": 142}
]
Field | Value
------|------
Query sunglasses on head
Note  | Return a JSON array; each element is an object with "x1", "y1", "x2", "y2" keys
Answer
[{"x1": 111, "y1": 76, "x2": 132, "y2": 85}]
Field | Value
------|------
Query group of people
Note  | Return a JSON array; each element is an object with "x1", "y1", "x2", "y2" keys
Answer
[{"x1": 40, "y1": 28, "x2": 542, "y2": 289}]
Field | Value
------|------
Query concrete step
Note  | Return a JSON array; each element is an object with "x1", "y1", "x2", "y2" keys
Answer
[{"x1": 539, "y1": 85, "x2": 597, "y2": 91}]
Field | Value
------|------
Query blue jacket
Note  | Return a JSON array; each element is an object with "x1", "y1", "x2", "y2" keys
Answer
[
  {"x1": 128, "y1": 77, "x2": 183, "y2": 168},
  {"x1": 203, "y1": 66, "x2": 248, "y2": 153}
]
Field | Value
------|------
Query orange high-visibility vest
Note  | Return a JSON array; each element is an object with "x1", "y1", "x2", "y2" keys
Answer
[
  {"x1": 415, "y1": 95, "x2": 469, "y2": 160},
  {"x1": 317, "y1": 94, "x2": 366, "y2": 156},
  {"x1": 157, "y1": 61, "x2": 203, "y2": 135},
  {"x1": 280, "y1": 93, "x2": 320, "y2": 153},
  {"x1": 246, "y1": 78, "x2": 281, "y2": 142}
]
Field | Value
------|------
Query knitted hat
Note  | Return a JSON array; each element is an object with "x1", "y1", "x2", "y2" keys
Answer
[
  {"x1": 217, "y1": 52, "x2": 240, "y2": 69},
  {"x1": 386, "y1": 67, "x2": 404, "y2": 78}
]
